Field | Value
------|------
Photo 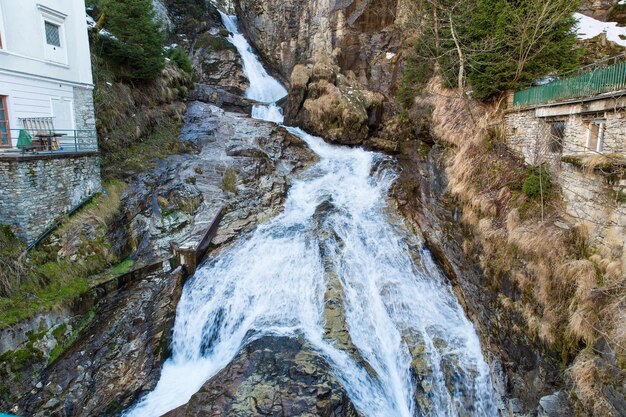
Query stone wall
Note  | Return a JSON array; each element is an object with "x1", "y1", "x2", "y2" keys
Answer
[
  {"x1": 560, "y1": 163, "x2": 626, "y2": 253},
  {"x1": 73, "y1": 86, "x2": 96, "y2": 132},
  {"x1": 504, "y1": 101, "x2": 626, "y2": 272},
  {"x1": 505, "y1": 101, "x2": 626, "y2": 164},
  {"x1": 503, "y1": 108, "x2": 541, "y2": 163},
  {"x1": 0, "y1": 153, "x2": 101, "y2": 243}
]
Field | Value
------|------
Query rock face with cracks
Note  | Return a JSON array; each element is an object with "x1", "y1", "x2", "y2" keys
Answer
[
  {"x1": 163, "y1": 337, "x2": 361, "y2": 417},
  {"x1": 15, "y1": 268, "x2": 186, "y2": 417}
]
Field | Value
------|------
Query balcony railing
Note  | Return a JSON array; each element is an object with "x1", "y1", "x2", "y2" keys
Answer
[
  {"x1": 0, "y1": 129, "x2": 98, "y2": 154},
  {"x1": 513, "y1": 54, "x2": 626, "y2": 108}
]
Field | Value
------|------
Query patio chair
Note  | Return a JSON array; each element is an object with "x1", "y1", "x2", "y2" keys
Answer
[{"x1": 19, "y1": 117, "x2": 58, "y2": 151}]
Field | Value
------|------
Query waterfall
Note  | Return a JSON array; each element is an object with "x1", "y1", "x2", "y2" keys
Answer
[{"x1": 124, "y1": 13, "x2": 498, "y2": 417}]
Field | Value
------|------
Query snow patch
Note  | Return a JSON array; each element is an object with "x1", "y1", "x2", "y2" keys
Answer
[{"x1": 575, "y1": 12, "x2": 626, "y2": 47}]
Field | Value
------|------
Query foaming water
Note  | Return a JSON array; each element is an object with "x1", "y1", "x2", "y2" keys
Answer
[{"x1": 124, "y1": 13, "x2": 498, "y2": 417}]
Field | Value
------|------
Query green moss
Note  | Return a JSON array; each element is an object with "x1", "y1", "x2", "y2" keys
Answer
[
  {"x1": 103, "y1": 118, "x2": 196, "y2": 179},
  {"x1": 48, "y1": 309, "x2": 96, "y2": 364},
  {"x1": 0, "y1": 275, "x2": 90, "y2": 329},
  {"x1": 109, "y1": 258, "x2": 135, "y2": 276},
  {"x1": 0, "y1": 334, "x2": 45, "y2": 373},
  {"x1": 52, "y1": 323, "x2": 68, "y2": 341},
  {"x1": 221, "y1": 167, "x2": 238, "y2": 194}
]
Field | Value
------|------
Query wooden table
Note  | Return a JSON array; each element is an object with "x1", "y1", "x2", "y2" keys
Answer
[{"x1": 34, "y1": 133, "x2": 67, "y2": 151}]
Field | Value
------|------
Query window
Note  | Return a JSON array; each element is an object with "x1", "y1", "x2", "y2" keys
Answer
[
  {"x1": 585, "y1": 121, "x2": 605, "y2": 153},
  {"x1": 45, "y1": 21, "x2": 61, "y2": 47},
  {"x1": 548, "y1": 121, "x2": 565, "y2": 153},
  {"x1": 0, "y1": 96, "x2": 11, "y2": 147},
  {"x1": 37, "y1": 4, "x2": 67, "y2": 64}
]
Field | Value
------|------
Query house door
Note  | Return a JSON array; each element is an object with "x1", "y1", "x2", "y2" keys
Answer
[
  {"x1": 51, "y1": 98, "x2": 74, "y2": 131},
  {"x1": 0, "y1": 96, "x2": 10, "y2": 147}
]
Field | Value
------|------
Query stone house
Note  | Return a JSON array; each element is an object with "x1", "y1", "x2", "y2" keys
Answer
[
  {"x1": 0, "y1": 0, "x2": 101, "y2": 244},
  {"x1": 505, "y1": 70, "x2": 626, "y2": 272},
  {"x1": 505, "y1": 94, "x2": 626, "y2": 166}
]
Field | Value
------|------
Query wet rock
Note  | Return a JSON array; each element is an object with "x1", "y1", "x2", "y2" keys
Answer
[
  {"x1": 190, "y1": 30, "x2": 249, "y2": 93},
  {"x1": 233, "y1": 0, "x2": 406, "y2": 95},
  {"x1": 538, "y1": 391, "x2": 574, "y2": 417},
  {"x1": 162, "y1": 0, "x2": 248, "y2": 93},
  {"x1": 189, "y1": 83, "x2": 258, "y2": 114},
  {"x1": 121, "y1": 101, "x2": 317, "y2": 263},
  {"x1": 16, "y1": 268, "x2": 186, "y2": 417},
  {"x1": 164, "y1": 336, "x2": 360, "y2": 417}
]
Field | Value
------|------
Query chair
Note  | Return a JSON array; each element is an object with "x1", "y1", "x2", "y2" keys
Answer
[{"x1": 19, "y1": 117, "x2": 57, "y2": 151}]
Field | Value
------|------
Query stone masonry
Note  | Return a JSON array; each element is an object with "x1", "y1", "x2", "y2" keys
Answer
[
  {"x1": 504, "y1": 95, "x2": 626, "y2": 272},
  {"x1": 0, "y1": 153, "x2": 101, "y2": 244},
  {"x1": 73, "y1": 87, "x2": 98, "y2": 151},
  {"x1": 505, "y1": 96, "x2": 626, "y2": 165},
  {"x1": 73, "y1": 86, "x2": 96, "y2": 132}
]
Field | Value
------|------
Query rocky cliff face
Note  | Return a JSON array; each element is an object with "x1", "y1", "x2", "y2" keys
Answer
[
  {"x1": 15, "y1": 268, "x2": 186, "y2": 417},
  {"x1": 234, "y1": 0, "x2": 416, "y2": 148},
  {"x1": 579, "y1": 0, "x2": 618, "y2": 20},
  {"x1": 393, "y1": 141, "x2": 573, "y2": 417},
  {"x1": 234, "y1": 0, "x2": 411, "y2": 89}
]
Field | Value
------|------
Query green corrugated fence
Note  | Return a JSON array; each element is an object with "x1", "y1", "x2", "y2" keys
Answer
[{"x1": 513, "y1": 56, "x2": 626, "y2": 108}]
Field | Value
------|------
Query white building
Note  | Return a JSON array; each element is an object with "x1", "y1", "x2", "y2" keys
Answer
[{"x1": 0, "y1": 0, "x2": 95, "y2": 150}]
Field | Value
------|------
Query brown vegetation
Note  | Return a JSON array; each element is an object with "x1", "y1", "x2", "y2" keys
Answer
[{"x1": 415, "y1": 78, "x2": 625, "y2": 416}]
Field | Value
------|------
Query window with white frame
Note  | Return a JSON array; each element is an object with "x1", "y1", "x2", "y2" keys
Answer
[
  {"x1": 585, "y1": 120, "x2": 605, "y2": 153},
  {"x1": 37, "y1": 4, "x2": 67, "y2": 65}
]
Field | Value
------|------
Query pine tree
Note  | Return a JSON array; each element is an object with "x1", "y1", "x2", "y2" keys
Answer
[
  {"x1": 417, "y1": 0, "x2": 581, "y2": 100},
  {"x1": 465, "y1": 0, "x2": 581, "y2": 100},
  {"x1": 98, "y1": 0, "x2": 165, "y2": 81}
]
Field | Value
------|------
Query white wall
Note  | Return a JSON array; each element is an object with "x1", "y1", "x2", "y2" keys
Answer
[
  {"x1": 0, "y1": 0, "x2": 93, "y2": 86},
  {"x1": 0, "y1": 71, "x2": 75, "y2": 146}
]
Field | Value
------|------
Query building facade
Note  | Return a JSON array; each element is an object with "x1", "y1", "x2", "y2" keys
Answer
[
  {"x1": 0, "y1": 0, "x2": 101, "y2": 244},
  {"x1": 505, "y1": 93, "x2": 626, "y2": 274},
  {"x1": 0, "y1": 0, "x2": 96, "y2": 148}
]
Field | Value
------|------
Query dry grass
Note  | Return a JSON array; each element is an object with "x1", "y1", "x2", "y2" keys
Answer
[
  {"x1": 579, "y1": 153, "x2": 626, "y2": 174},
  {"x1": 415, "y1": 77, "x2": 626, "y2": 413},
  {"x1": 568, "y1": 351, "x2": 623, "y2": 417}
]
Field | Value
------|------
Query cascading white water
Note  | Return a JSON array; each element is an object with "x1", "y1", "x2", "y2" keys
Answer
[{"x1": 125, "y1": 13, "x2": 498, "y2": 417}]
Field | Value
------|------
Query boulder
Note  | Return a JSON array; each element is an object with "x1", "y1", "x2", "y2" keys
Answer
[
  {"x1": 163, "y1": 336, "x2": 361, "y2": 417},
  {"x1": 284, "y1": 63, "x2": 385, "y2": 146}
]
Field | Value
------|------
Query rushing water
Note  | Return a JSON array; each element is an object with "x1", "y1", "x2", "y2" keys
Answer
[{"x1": 125, "y1": 13, "x2": 498, "y2": 417}]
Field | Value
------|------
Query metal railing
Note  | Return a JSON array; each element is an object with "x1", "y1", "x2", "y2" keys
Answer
[
  {"x1": 0, "y1": 128, "x2": 98, "y2": 154},
  {"x1": 513, "y1": 54, "x2": 626, "y2": 108}
]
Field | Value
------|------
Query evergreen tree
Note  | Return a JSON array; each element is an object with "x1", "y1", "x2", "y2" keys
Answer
[
  {"x1": 98, "y1": 0, "x2": 165, "y2": 81},
  {"x1": 465, "y1": 0, "x2": 581, "y2": 100},
  {"x1": 417, "y1": 0, "x2": 581, "y2": 100}
]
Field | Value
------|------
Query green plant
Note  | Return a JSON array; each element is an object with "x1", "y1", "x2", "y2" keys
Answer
[
  {"x1": 522, "y1": 165, "x2": 553, "y2": 199},
  {"x1": 418, "y1": 0, "x2": 581, "y2": 100},
  {"x1": 95, "y1": 0, "x2": 165, "y2": 81},
  {"x1": 397, "y1": 38, "x2": 434, "y2": 109},
  {"x1": 167, "y1": 47, "x2": 193, "y2": 74}
]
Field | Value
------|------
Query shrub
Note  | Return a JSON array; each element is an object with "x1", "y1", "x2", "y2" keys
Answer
[
  {"x1": 167, "y1": 47, "x2": 193, "y2": 74},
  {"x1": 523, "y1": 165, "x2": 552, "y2": 199}
]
